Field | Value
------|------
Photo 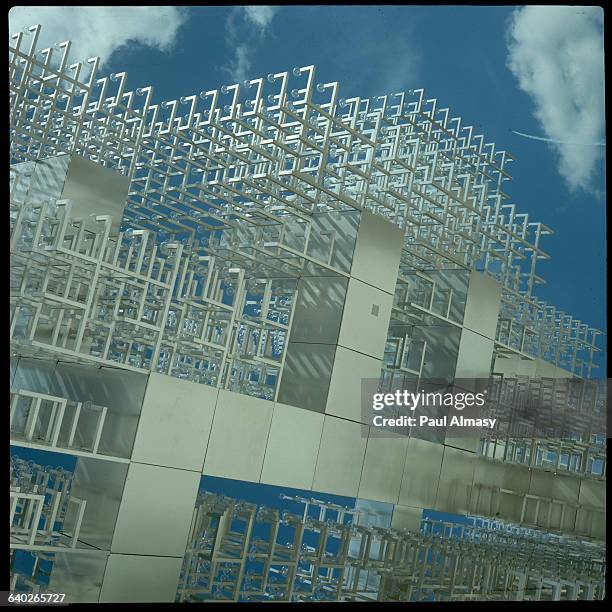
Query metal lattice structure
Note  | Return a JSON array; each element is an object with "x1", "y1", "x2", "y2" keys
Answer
[
  {"x1": 9, "y1": 25, "x2": 603, "y2": 389},
  {"x1": 479, "y1": 375, "x2": 607, "y2": 478},
  {"x1": 10, "y1": 456, "x2": 85, "y2": 551},
  {"x1": 177, "y1": 492, "x2": 605, "y2": 602},
  {"x1": 7, "y1": 23, "x2": 606, "y2": 604},
  {"x1": 10, "y1": 164, "x2": 297, "y2": 399}
]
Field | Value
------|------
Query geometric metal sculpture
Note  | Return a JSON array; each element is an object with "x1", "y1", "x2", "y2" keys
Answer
[
  {"x1": 8, "y1": 23, "x2": 606, "y2": 604},
  {"x1": 9, "y1": 25, "x2": 603, "y2": 389},
  {"x1": 177, "y1": 492, "x2": 606, "y2": 601}
]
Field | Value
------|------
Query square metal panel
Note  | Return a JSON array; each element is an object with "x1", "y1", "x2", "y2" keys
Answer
[
  {"x1": 260, "y1": 402, "x2": 324, "y2": 489},
  {"x1": 398, "y1": 437, "x2": 444, "y2": 508},
  {"x1": 277, "y1": 342, "x2": 335, "y2": 413},
  {"x1": 61, "y1": 154, "x2": 130, "y2": 235},
  {"x1": 391, "y1": 505, "x2": 423, "y2": 532},
  {"x1": 435, "y1": 446, "x2": 476, "y2": 514},
  {"x1": 454, "y1": 329, "x2": 494, "y2": 380},
  {"x1": 350, "y1": 210, "x2": 404, "y2": 295},
  {"x1": 202, "y1": 390, "x2": 274, "y2": 482},
  {"x1": 358, "y1": 433, "x2": 409, "y2": 504},
  {"x1": 111, "y1": 462, "x2": 199, "y2": 556},
  {"x1": 338, "y1": 278, "x2": 394, "y2": 360},
  {"x1": 326, "y1": 346, "x2": 383, "y2": 423},
  {"x1": 131, "y1": 373, "x2": 217, "y2": 471},
  {"x1": 462, "y1": 270, "x2": 502, "y2": 339},
  {"x1": 313, "y1": 415, "x2": 367, "y2": 498},
  {"x1": 99, "y1": 554, "x2": 183, "y2": 603},
  {"x1": 288, "y1": 276, "x2": 348, "y2": 345}
]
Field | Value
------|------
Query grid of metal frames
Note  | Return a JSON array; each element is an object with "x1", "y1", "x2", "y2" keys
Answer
[{"x1": 177, "y1": 493, "x2": 605, "y2": 602}]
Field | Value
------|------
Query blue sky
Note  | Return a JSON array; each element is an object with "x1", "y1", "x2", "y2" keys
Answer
[{"x1": 10, "y1": 6, "x2": 607, "y2": 364}]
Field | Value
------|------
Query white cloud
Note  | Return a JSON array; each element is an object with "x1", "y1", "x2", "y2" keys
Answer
[
  {"x1": 9, "y1": 6, "x2": 187, "y2": 66},
  {"x1": 223, "y1": 6, "x2": 280, "y2": 84},
  {"x1": 243, "y1": 6, "x2": 279, "y2": 32},
  {"x1": 506, "y1": 6, "x2": 605, "y2": 192},
  {"x1": 232, "y1": 45, "x2": 252, "y2": 84}
]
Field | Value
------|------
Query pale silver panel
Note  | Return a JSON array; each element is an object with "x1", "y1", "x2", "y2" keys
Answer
[
  {"x1": 351, "y1": 210, "x2": 404, "y2": 294},
  {"x1": 70, "y1": 457, "x2": 129, "y2": 550},
  {"x1": 54, "y1": 363, "x2": 147, "y2": 459},
  {"x1": 492, "y1": 354, "x2": 537, "y2": 377},
  {"x1": 20, "y1": 154, "x2": 70, "y2": 203},
  {"x1": 534, "y1": 358, "x2": 574, "y2": 378},
  {"x1": 111, "y1": 462, "x2": 200, "y2": 556},
  {"x1": 12, "y1": 356, "x2": 57, "y2": 394},
  {"x1": 529, "y1": 470, "x2": 580, "y2": 505},
  {"x1": 99, "y1": 554, "x2": 183, "y2": 603},
  {"x1": 413, "y1": 324, "x2": 461, "y2": 381},
  {"x1": 391, "y1": 505, "x2": 423, "y2": 532},
  {"x1": 288, "y1": 276, "x2": 347, "y2": 345},
  {"x1": 313, "y1": 415, "x2": 368, "y2": 497},
  {"x1": 202, "y1": 389, "x2": 274, "y2": 482},
  {"x1": 260, "y1": 402, "x2": 324, "y2": 489},
  {"x1": 474, "y1": 458, "x2": 530, "y2": 494},
  {"x1": 61, "y1": 154, "x2": 129, "y2": 235},
  {"x1": 358, "y1": 433, "x2": 409, "y2": 504},
  {"x1": 326, "y1": 346, "x2": 383, "y2": 422},
  {"x1": 47, "y1": 550, "x2": 109, "y2": 603},
  {"x1": 131, "y1": 373, "x2": 217, "y2": 471},
  {"x1": 462, "y1": 270, "x2": 502, "y2": 339},
  {"x1": 435, "y1": 446, "x2": 476, "y2": 514},
  {"x1": 398, "y1": 437, "x2": 444, "y2": 508},
  {"x1": 338, "y1": 278, "x2": 394, "y2": 360},
  {"x1": 307, "y1": 209, "x2": 359, "y2": 273},
  {"x1": 578, "y1": 478, "x2": 605, "y2": 508},
  {"x1": 471, "y1": 460, "x2": 530, "y2": 521},
  {"x1": 12, "y1": 359, "x2": 147, "y2": 459},
  {"x1": 454, "y1": 329, "x2": 495, "y2": 380},
  {"x1": 277, "y1": 342, "x2": 335, "y2": 413}
]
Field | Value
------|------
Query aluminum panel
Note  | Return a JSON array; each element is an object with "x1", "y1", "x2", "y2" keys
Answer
[
  {"x1": 338, "y1": 278, "x2": 394, "y2": 360},
  {"x1": 307, "y1": 209, "x2": 359, "y2": 274},
  {"x1": 70, "y1": 457, "x2": 129, "y2": 550},
  {"x1": 111, "y1": 462, "x2": 199, "y2": 556},
  {"x1": 277, "y1": 342, "x2": 334, "y2": 413},
  {"x1": 288, "y1": 276, "x2": 348, "y2": 345},
  {"x1": 398, "y1": 437, "x2": 444, "y2": 508},
  {"x1": 578, "y1": 478, "x2": 605, "y2": 508},
  {"x1": 260, "y1": 402, "x2": 324, "y2": 489},
  {"x1": 435, "y1": 446, "x2": 476, "y2": 514},
  {"x1": 131, "y1": 373, "x2": 217, "y2": 471},
  {"x1": 61, "y1": 154, "x2": 130, "y2": 235},
  {"x1": 454, "y1": 329, "x2": 495, "y2": 380},
  {"x1": 325, "y1": 346, "x2": 383, "y2": 423},
  {"x1": 462, "y1": 270, "x2": 502, "y2": 339},
  {"x1": 391, "y1": 505, "x2": 423, "y2": 532},
  {"x1": 529, "y1": 470, "x2": 581, "y2": 505},
  {"x1": 99, "y1": 554, "x2": 183, "y2": 603},
  {"x1": 313, "y1": 416, "x2": 367, "y2": 497},
  {"x1": 202, "y1": 389, "x2": 274, "y2": 482},
  {"x1": 350, "y1": 210, "x2": 404, "y2": 294},
  {"x1": 53, "y1": 363, "x2": 147, "y2": 459},
  {"x1": 358, "y1": 433, "x2": 409, "y2": 504},
  {"x1": 47, "y1": 550, "x2": 109, "y2": 603}
]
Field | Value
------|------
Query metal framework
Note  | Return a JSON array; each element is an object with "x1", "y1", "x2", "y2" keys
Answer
[
  {"x1": 479, "y1": 374, "x2": 607, "y2": 479},
  {"x1": 7, "y1": 23, "x2": 607, "y2": 603},
  {"x1": 177, "y1": 492, "x2": 605, "y2": 602},
  {"x1": 9, "y1": 25, "x2": 603, "y2": 393},
  {"x1": 10, "y1": 456, "x2": 85, "y2": 551}
]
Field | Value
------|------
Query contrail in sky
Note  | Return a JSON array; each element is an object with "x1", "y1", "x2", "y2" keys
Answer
[{"x1": 511, "y1": 130, "x2": 606, "y2": 147}]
